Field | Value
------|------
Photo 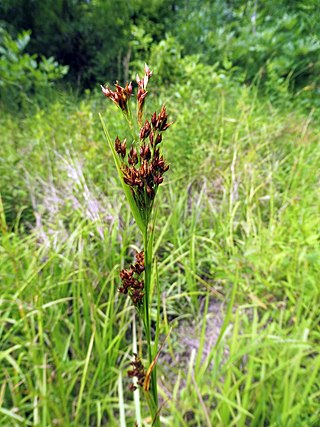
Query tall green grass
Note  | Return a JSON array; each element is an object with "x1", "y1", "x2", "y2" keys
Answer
[{"x1": 0, "y1": 78, "x2": 319, "y2": 425}]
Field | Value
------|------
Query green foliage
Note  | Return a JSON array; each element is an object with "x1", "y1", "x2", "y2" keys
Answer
[
  {"x1": 1, "y1": 71, "x2": 320, "y2": 424},
  {"x1": 171, "y1": 0, "x2": 320, "y2": 91},
  {"x1": 0, "y1": 0, "x2": 131, "y2": 86},
  {"x1": 1, "y1": 0, "x2": 320, "y2": 99},
  {"x1": 1, "y1": 2, "x2": 320, "y2": 423},
  {"x1": 149, "y1": 35, "x2": 184, "y2": 85},
  {"x1": 0, "y1": 0, "x2": 176, "y2": 87},
  {"x1": 0, "y1": 27, "x2": 68, "y2": 108},
  {"x1": 129, "y1": 25, "x2": 153, "y2": 73}
]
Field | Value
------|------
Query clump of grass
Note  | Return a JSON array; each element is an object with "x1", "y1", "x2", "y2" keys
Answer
[
  {"x1": 1, "y1": 66, "x2": 319, "y2": 426},
  {"x1": 100, "y1": 65, "x2": 172, "y2": 426}
]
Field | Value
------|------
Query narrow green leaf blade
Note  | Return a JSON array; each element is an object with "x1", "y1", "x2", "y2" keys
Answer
[{"x1": 99, "y1": 113, "x2": 146, "y2": 232}]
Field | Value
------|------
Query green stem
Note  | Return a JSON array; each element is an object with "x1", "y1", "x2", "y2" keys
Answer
[
  {"x1": 143, "y1": 227, "x2": 153, "y2": 363},
  {"x1": 143, "y1": 226, "x2": 160, "y2": 426}
]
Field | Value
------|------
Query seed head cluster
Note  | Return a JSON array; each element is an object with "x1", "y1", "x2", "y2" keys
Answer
[
  {"x1": 128, "y1": 353, "x2": 146, "y2": 392},
  {"x1": 119, "y1": 251, "x2": 145, "y2": 306},
  {"x1": 120, "y1": 106, "x2": 170, "y2": 214},
  {"x1": 136, "y1": 64, "x2": 152, "y2": 125},
  {"x1": 101, "y1": 65, "x2": 171, "y2": 219},
  {"x1": 100, "y1": 81, "x2": 132, "y2": 112},
  {"x1": 101, "y1": 66, "x2": 168, "y2": 423}
]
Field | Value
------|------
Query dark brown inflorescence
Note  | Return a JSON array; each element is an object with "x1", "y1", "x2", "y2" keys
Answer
[
  {"x1": 101, "y1": 65, "x2": 171, "y2": 221},
  {"x1": 128, "y1": 353, "x2": 146, "y2": 392},
  {"x1": 121, "y1": 105, "x2": 171, "y2": 217},
  {"x1": 136, "y1": 64, "x2": 152, "y2": 126},
  {"x1": 119, "y1": 251, "x2": 145, "y2": 306},
  {"x1": 101, "y1": 81, "x2": 132, "y2": 112}
]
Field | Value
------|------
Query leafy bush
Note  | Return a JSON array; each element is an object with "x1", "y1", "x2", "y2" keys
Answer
[
  {"x1": 0, "y1": 0, "x2": 177, "y2": 87},
  {"x1": 0, "y1": 27, "x2": 68, "y2": 108},
  {"x1": 171, "y1": 0, "x2": 320, "y2": 92}
]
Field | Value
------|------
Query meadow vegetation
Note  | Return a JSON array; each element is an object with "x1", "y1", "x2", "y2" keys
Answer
[{"x1": 1, "y1": 1, "x2": 320, "y2": 426}]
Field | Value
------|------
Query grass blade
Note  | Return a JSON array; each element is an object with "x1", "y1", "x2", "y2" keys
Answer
[{"x1": 99, "y1": 113, "x2": 146, "y2": 232}]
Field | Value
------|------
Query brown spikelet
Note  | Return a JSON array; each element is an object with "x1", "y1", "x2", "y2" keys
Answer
[
  {"x1": 101, "y1": 81, "x2": 132, "y2": 112},
  {"x1": 102, "y1": 66, "x2": 171, "y2": 218},
  {"x1": 119, "y1": 251, "x2": 145, "y2": 306},
  {"x1": 128, "y1": 353, "x2": 146, "y2": 392}
]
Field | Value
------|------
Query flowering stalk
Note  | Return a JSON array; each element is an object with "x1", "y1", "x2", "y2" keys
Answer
[{"x1": 99, "y1": 65, "x2": 171, "y2": 426}]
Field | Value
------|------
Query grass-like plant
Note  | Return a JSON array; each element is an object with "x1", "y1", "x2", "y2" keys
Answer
[
  {"x1": 1, "y1": 66, "x2": 320, "y2": 426},
  {"x1": 99, "y1": 65, "x2": 171, "y2": 426}
]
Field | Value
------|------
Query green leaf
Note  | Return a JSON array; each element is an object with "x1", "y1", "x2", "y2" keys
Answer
[{"x1": 99, "y1": 113, "x2": 147, "y2": 233}]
